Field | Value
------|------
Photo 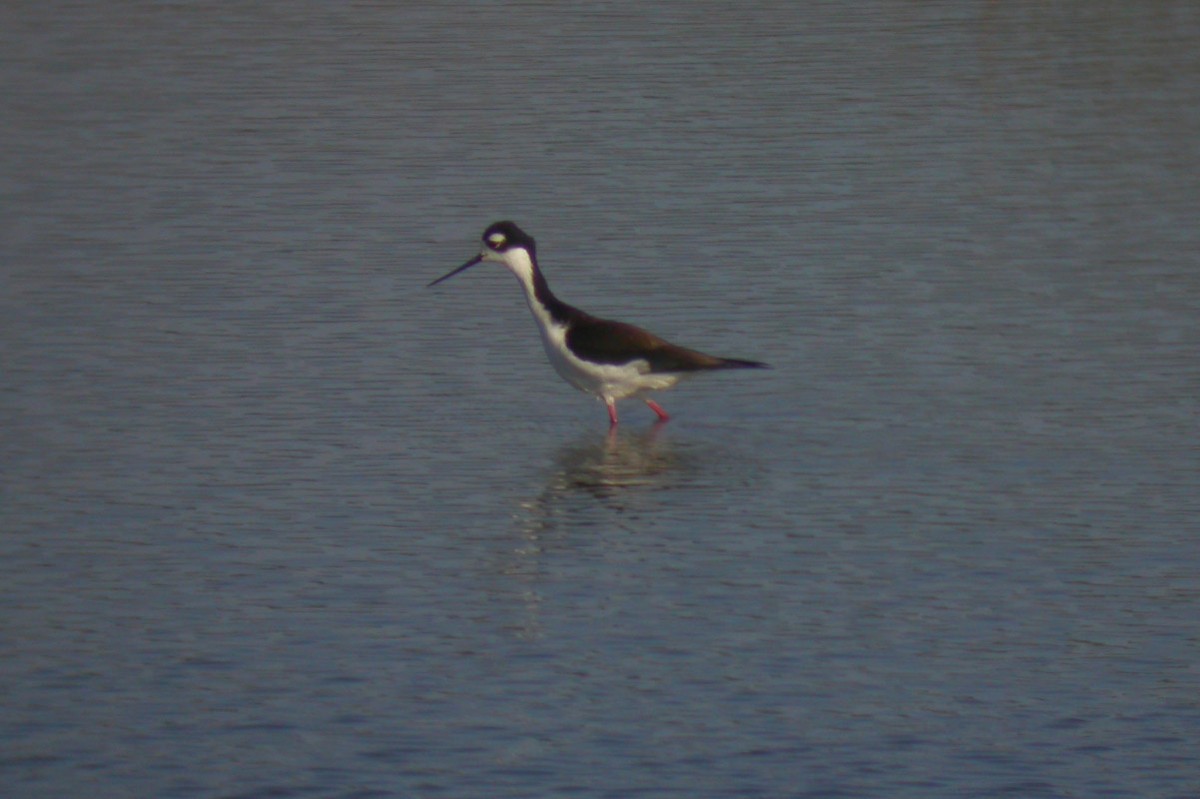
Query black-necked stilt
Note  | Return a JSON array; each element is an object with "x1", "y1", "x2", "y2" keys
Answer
[{"x1": 428, "y1": 221, "x2": 768, "y2": 426}]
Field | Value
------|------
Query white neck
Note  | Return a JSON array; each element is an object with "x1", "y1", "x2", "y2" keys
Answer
[
  {"x1": 497, "y1": 247, "x2": 536, "y2": 290},
  {"x1": 494, "y1": 248, "x2": 552, "y2": 327}
]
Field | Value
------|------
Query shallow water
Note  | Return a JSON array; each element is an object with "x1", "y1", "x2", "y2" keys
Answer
[{"x1": 4, "y1": 3, "x2": 1199, "y2": 797}]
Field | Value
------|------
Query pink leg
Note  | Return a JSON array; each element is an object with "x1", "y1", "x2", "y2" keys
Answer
[
  {"x1": 606, "y1": 400, "x2": 619, "y2": 426},
  {"x1": 645, "y1": 399, "x2": 670, "y2": 422}
]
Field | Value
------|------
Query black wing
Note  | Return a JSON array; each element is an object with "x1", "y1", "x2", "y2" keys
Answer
[{"x1": 565, "y1": 314, "x2": 767, "y2": 373}]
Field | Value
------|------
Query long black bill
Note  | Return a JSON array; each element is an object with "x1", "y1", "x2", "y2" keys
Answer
[{"x1": 427, "y1": 254, "x2": 483, "y2": 288}]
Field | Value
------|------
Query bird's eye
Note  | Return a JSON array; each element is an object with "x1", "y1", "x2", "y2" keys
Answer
[{"x1": 486, "y1": 234, "x2": 506, "y2": 248}]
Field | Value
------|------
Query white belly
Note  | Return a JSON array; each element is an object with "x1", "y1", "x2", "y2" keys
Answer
[{"x1": 537, "y1": 320, "x2": 681, "y2": 402}]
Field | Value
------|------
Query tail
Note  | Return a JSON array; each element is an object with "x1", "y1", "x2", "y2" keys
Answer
[{"x1": 715, "y1": 357, "x2": 770, "y2": 369}]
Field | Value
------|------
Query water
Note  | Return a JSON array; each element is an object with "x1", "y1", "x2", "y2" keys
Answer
[{"x1": 3, "y1": 3, "x2": 1199, "y2": 797}]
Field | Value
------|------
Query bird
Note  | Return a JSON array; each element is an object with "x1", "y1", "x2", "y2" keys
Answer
[{"x1": 428, "y1": 221, "x2": 768, "y2": 426}]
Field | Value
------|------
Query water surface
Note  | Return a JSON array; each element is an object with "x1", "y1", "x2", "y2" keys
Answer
[{"x1": 3, "y1": 3, "x2": 1198, "y2": 797}]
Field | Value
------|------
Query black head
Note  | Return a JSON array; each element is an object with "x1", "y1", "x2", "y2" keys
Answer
[
  {"x1": 482, "y1": 221, "x2": 536, "y2": 258},
  {"x1": 427, "y1": 221, "x2": 539, "y2": 288}
]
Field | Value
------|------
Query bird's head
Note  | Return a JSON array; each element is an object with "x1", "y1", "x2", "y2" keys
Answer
[{"x1": 428, "y1": 221, "x2": 537, "y2": 287}]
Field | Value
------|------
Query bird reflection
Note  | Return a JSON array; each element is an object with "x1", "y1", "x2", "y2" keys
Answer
[
  {"x1": 534, "y1": 421, "x2": 686, "y2": 510},
  {"x1": 513, "y1": 424, "x2": 674, "y2": 553},
  {"x1": 495, "y1": 423, "x2": 691, "y2": 639}
]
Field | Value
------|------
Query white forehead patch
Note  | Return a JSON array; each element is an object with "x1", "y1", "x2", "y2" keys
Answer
[{"x1": 487, "y1": 233, "x2": 506, "y2": 247}]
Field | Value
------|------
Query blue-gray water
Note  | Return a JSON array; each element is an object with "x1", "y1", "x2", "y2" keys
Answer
[{"x1": 3, "y1": 3, "x2": 1199, "y2": 798}]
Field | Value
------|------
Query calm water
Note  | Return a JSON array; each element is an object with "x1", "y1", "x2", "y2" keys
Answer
[{"x1": 4, "y1": 3, "x2": 1199, "y2": 798}]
